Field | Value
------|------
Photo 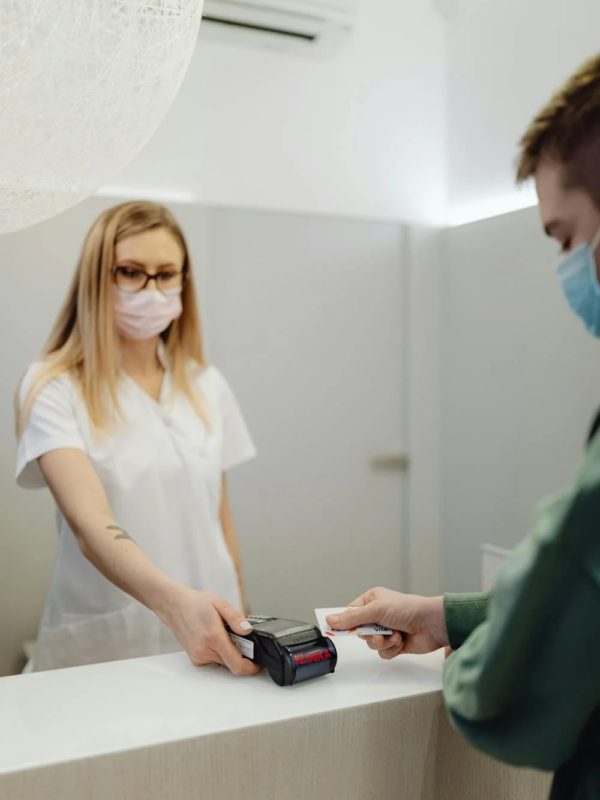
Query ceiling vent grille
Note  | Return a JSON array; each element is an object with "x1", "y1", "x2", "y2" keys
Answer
[{"x1": 200, "y1": 0, "x2": 357, "y2": 58}]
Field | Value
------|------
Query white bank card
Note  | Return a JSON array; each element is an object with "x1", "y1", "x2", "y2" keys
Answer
[
  {"x1": 315, "y1": 608, "x2": 393, "y2": 637},
  {"x1": 230, "y1": 633, "x2": 255, "y2": 659}
]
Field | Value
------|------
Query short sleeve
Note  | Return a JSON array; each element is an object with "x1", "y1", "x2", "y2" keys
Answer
[
  {"x1": 210, "y1": 368, "x2": 257, "y2": 472},
  {"x1": 16, "y1": 365, "x2": 86, "y2": 490}
]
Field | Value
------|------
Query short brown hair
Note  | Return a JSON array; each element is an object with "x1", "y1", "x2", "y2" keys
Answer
[{"x1": 517, "y1": 54, "x2": 600, "y2": 202}]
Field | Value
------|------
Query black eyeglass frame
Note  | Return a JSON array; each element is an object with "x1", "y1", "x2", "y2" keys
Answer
[{"x1": 111, "y1": 265, "x2": 188, "y2": 295}]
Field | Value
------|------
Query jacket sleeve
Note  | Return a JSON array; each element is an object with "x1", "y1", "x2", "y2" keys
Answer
[
  {"x1": 442, "y1": 449, "x2": 600, "y2": 771},
  {"x1": 444, "y1": 592, "x2": 492, "y2": 651}
]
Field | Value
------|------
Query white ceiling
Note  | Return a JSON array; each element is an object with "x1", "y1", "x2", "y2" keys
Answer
[{"x1": 102, "y1": 0, "x2": 600, "y2": 227}]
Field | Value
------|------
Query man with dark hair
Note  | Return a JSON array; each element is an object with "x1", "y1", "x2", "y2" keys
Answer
[{"x1": 328, "y1": 55, "x2": 600, "y2": 798}]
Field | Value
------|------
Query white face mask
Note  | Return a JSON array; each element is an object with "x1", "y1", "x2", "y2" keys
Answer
[{"x1": 113, "y1": 287, "x2": 183, "y2": 341}]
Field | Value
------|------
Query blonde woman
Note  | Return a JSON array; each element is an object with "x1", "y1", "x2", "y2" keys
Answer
[{"x1": 16, "y1": 201, "x2": 260, "y2": 676}]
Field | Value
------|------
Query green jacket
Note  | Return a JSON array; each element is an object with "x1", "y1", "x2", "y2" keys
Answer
[{"x1": 443, "y1": 419, "x2": 600, "y2": 799}]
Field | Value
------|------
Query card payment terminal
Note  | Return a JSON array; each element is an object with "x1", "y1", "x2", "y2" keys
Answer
[{"x1": 228, "y1": 616, "x2": 337, "y2": 687}]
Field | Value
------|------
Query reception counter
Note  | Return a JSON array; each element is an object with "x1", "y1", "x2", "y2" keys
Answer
[{"x1": 0, "y1": 638, "x2": 551, "y2": 800}]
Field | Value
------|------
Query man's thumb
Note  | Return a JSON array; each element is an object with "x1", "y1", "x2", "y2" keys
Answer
[{"x1": 326, "y1": 605, "x2": 374, "y2": 632}]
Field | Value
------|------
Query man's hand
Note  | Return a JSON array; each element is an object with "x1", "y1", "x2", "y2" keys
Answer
[
  {"x1": 160, "y1": 586, "x2": 262, "y2": 676},
  {"x1": 326, "y1": 587, "x2": 448, "y2": 660}
]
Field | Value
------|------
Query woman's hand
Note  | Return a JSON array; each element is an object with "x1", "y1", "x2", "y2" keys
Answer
[
  {"x1": 160, "y1": 585, "x2": 262, "y2": 676},
  {"x1": 326, "y1": 587, "x2": 448, "y2": 660},
  {"x1": 38, "y1": 451, "x2": 259, "y2": 675}
]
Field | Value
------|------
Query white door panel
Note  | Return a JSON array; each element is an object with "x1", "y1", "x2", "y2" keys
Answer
[{"x1": 205, "y1": 209, "x2": 406, "y2": 620}]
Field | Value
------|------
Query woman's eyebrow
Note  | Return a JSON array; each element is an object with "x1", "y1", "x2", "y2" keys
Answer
[{"x1": 115, "y1": 259, "x2": 178, "y2": 269}]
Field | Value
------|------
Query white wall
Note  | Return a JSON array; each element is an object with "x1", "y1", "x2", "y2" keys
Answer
[
  {"x1": 405, "y1": 226, "x2": 442, "y2": 595},
  {"x1": 97, "y1": 0, "x2": 600, "y2": 229},
  {"x1": 446, "y1": 0, "x2": 600, "y2": 223},
  {"x1": 104, "y1": 1, "x2": 448, "y2": 225},
  {"x1": 103, "y1": 0, "x2": 600, "y2": 228},
  {"x1": 204, "y1": 208, "x2": 409, "y2": 619},
  {"x1": 442, "y1": 1, "x2": 600, "y2": 587},
  {"x1": 441, "y1": 206, "x2": 600, "y2": 592}
]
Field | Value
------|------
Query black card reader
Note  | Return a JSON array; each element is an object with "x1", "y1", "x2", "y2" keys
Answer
[{"x1": 227, "y1": 616, "x2": 337, "y2": 687}]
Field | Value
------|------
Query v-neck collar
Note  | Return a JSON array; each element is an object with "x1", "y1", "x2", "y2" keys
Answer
[{"x1": 121, "y1": 341, "x2": 170, "y2": 407}]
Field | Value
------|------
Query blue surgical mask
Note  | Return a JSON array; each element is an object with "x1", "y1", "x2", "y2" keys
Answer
[{"x1": 557, "y1": 226, "x2": 600, "y2": 337}]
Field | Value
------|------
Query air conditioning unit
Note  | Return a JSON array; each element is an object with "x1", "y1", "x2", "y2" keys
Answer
[{"x1": 200, "y1": 0, "x2": 357, "y2": 58}]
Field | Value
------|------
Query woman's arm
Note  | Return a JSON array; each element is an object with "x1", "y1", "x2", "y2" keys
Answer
[
  {"x1": 220, "y1": 475, "x2": 247, "y2": 613},
  {"x1": 39, "y1": 448, "x2": 259, "y2": 675}
]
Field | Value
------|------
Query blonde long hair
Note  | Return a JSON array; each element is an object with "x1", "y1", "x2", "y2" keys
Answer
[{"x1": 16, "y1": 201, "x2": 208, "y2": 436}]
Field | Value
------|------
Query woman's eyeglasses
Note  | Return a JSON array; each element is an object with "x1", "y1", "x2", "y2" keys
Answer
[{"x1": 112, "y1": 266, "x2": 186, "y2": 295}]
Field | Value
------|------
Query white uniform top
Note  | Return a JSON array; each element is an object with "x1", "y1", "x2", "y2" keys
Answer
[{"x1": 16, "y1": 355, "x2": 256, "y2": 672}]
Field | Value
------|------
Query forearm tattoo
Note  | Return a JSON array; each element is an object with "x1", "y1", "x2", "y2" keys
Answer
[{"x1": 107, "y1": 525, "x2": 137, "y2": 545}]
